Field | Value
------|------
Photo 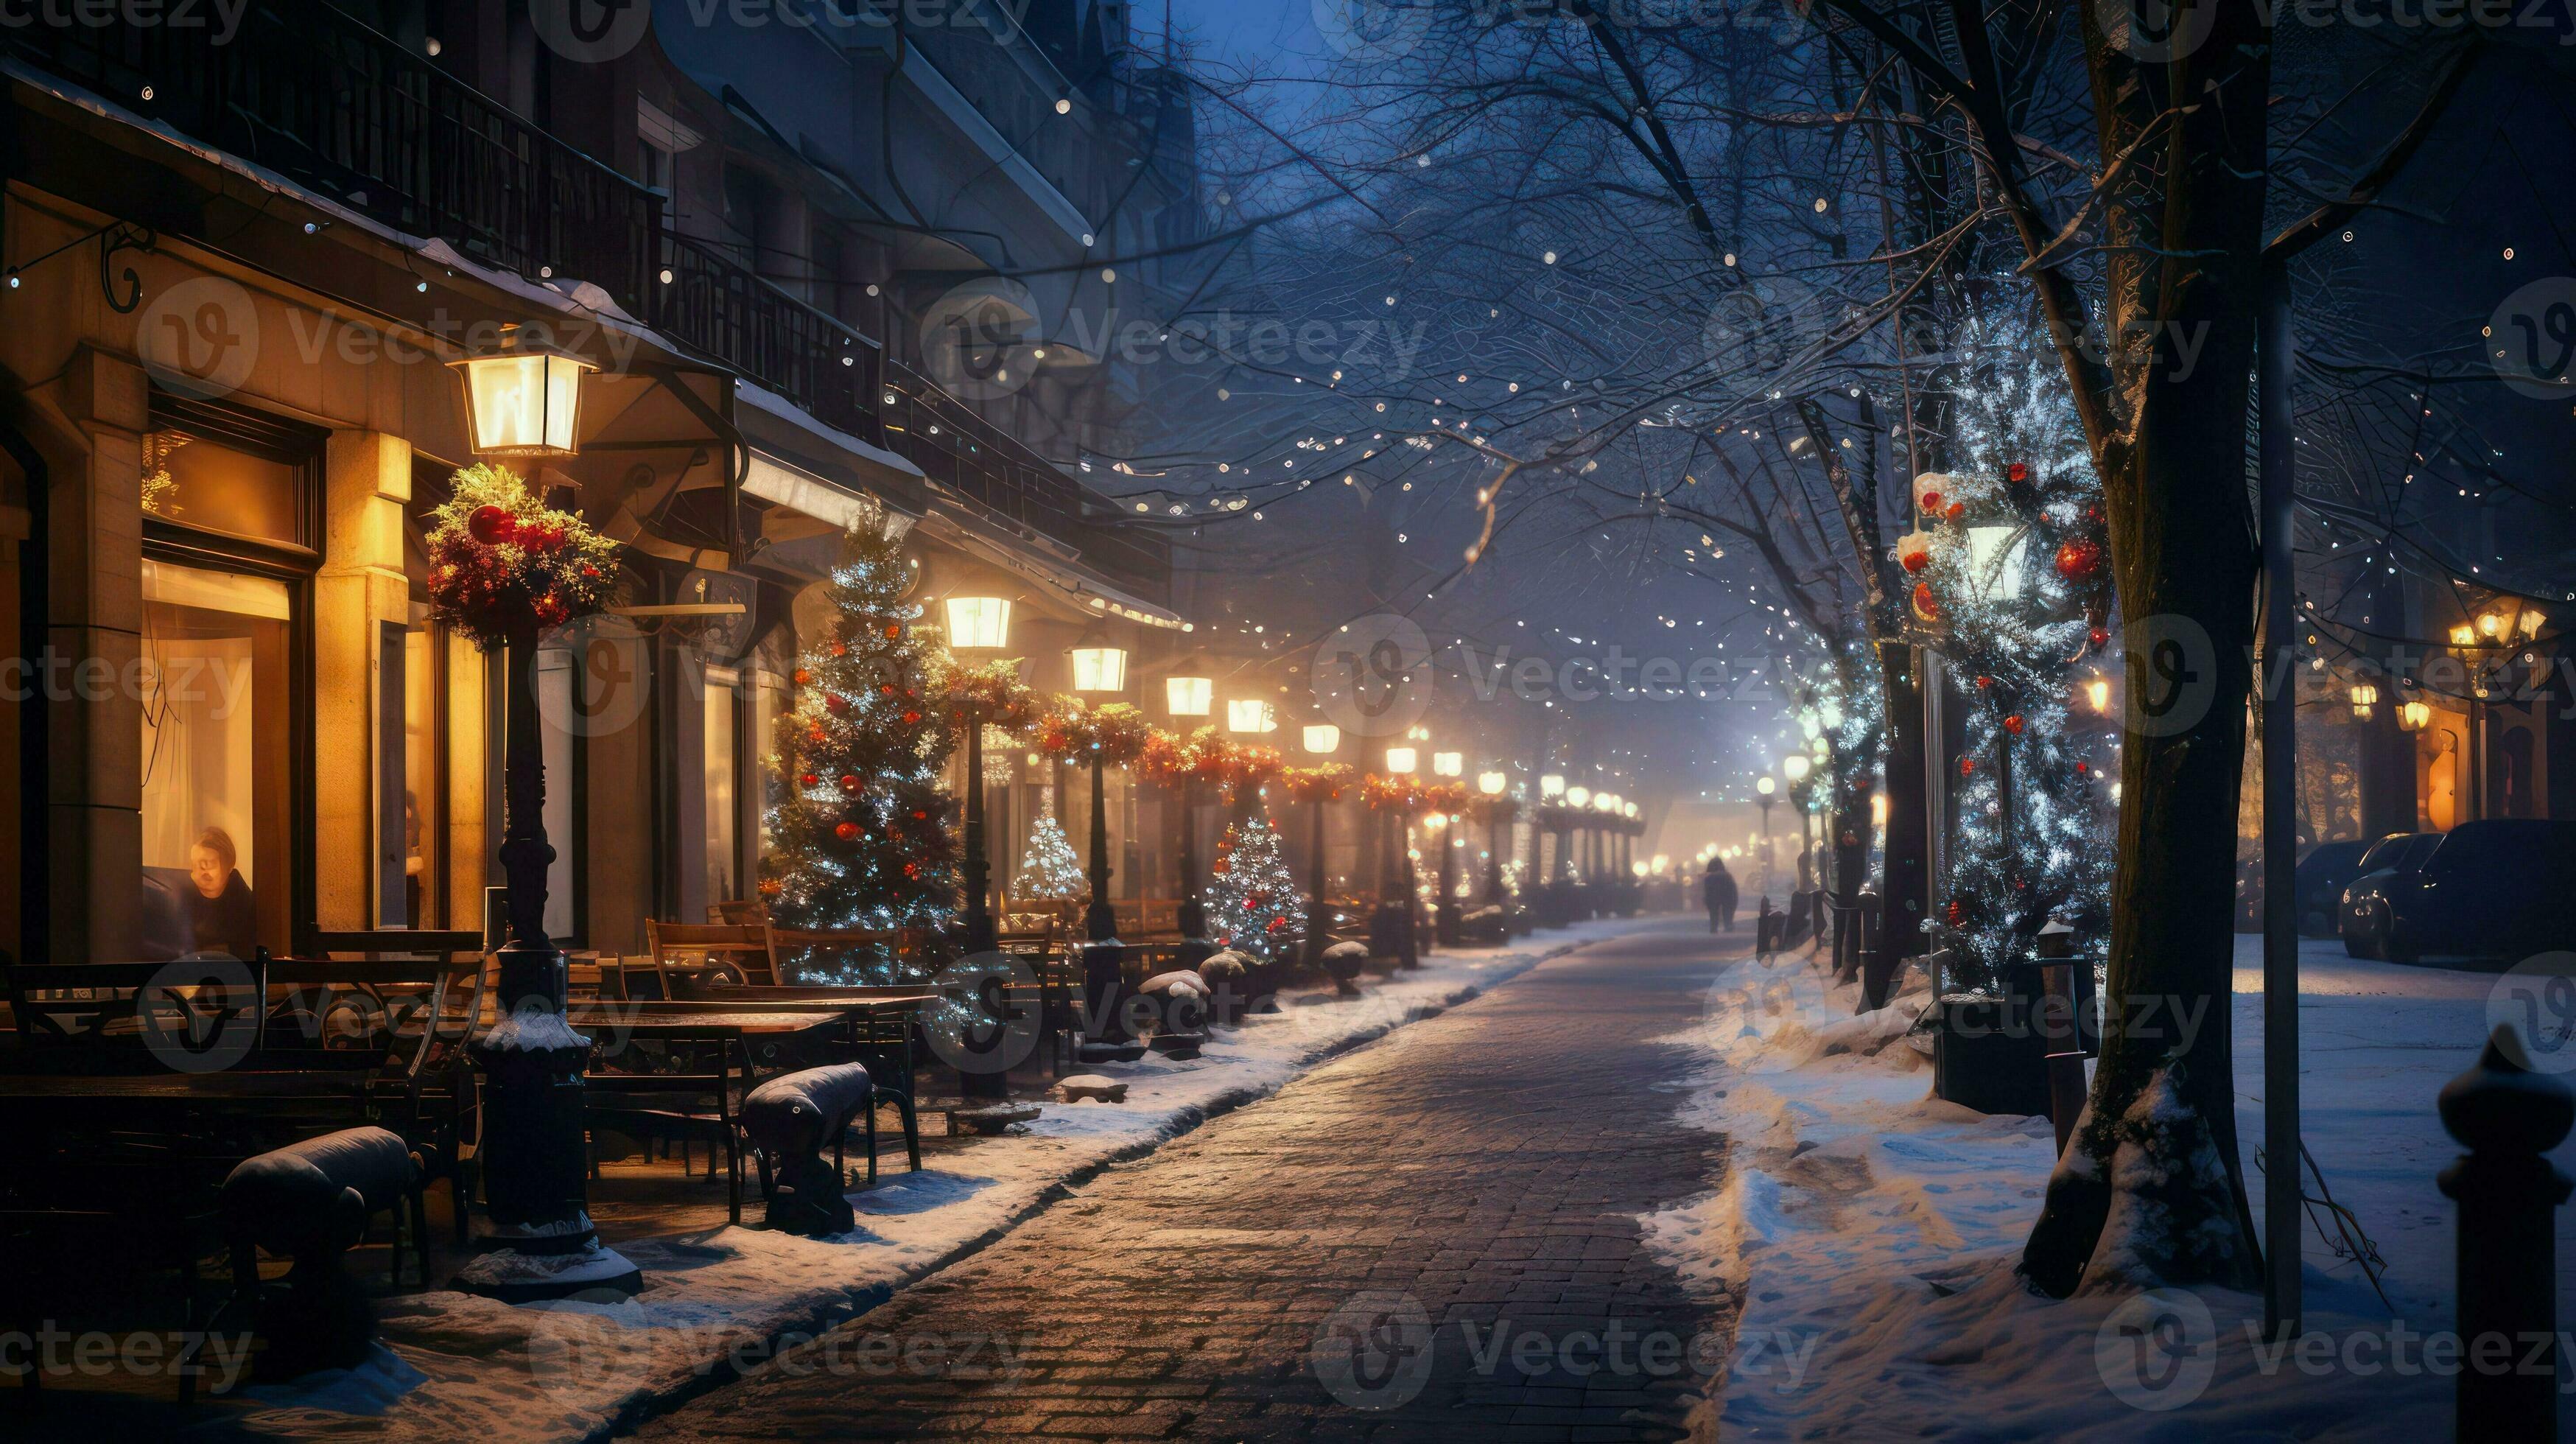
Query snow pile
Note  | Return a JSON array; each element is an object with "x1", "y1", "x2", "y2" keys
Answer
[
  {"x1": 221, "y1": 916, "x2": 1653, "y2": 1442},
  {"x1": 1649, "y1": 938, "x2": 2576, "y2": 1438}
]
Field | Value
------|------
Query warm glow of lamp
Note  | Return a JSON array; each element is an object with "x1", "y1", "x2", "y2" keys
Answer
[
  {"x1": 1303, "y1": 723, "x2": 1341, "y2": 754},
  {"x1": 2398, "y1": 700, "x2": 2431, "y2": 732},
  {"x1": 1565, "y1": 785, "x2": 1590, "y2": 807},
  {"x1": 1781, "y1": 754, "x2": 1811, "y2": 783},
  {"x1": 1870, "y1": 793, "x2": 1888, "y2": 827},
  {"x1": 2349, "y1": 683, "x2": 2378, "y2": 719},
  {"x1": 2085, "y1": 677, "x2": 2113, "y2": 715},
  {"x1": 2479, "y1": 611, "x2": 2505, "y2": 639},
  {"x1": 1624, "y1": 802, "x2": 1639, "y2": 818},
  {"x1": 1226, "y1": 698, "x2": 1277, "y2": 734},
  {"x1": 1755, "y1": 776, "x2": 1776, "y2": 797},
  {"x1": 1386, "y1": 746, "x2": 1419, "y2": 774},
  {"x1": 2449, "y1": 623, "x2": 2477, "y2": 648},
  {"x1": 449, "y1": 325, "x2": 593, "y2": 458},
  {"x1": 1432, "y1": 751, "x2": 1463, "y2": 777},
  {"x1": 1478, "y1": 771, "x2": 1507, "y2": 796},
  {"x1": 1540, "y1": 774, "x2": 1565, "y2": 799},
  {"x1": 1165, "y1": 675, "x2": 1212, "y2": 716},
  {"x1": 2522, "y1": 608, "x2": 2547, "y2": 638},
  {"x1": 1067, "y1": 629, "x2": 1128, "y2": 693},
  {"x1": 944, "y1": 596, "x2": 1012, "y2": 651}
]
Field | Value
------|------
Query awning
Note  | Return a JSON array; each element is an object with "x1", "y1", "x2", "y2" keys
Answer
[{"x1": 916, "y1": 492, "x2": 1191, "y2": 631}]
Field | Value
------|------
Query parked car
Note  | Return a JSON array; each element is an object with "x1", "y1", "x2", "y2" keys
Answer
[
  {"x1": 2291, "y1": 838, "x2": 2387, "y2": 937},
  {"x1": 2347, "y1": 820, "x2": 2576, "y2": 964},
  {"x1": 2340, "y1": 833, "x2": 2445, "y2": 958}
]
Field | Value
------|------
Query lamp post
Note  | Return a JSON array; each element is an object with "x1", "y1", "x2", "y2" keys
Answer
[
  {"x1": 1165, "y1": 668, "x2": 1212, "y2": 943},
  {"x1": 1755, "y1": 774, "x2": 1777, "y2": 899},
  {"x1": 1537, "y1": 774, "x2": 1566, "y2": 925},
  {"x1": 1302, "y1": 723, "x2": 1340, "y2": 965},
  {"x1": 452, "y1": 336, "x2": 638, "y2": 1303},
  {"x1": 1075, "y1": 718, "x2": 1142, "y2": 1063},
  {"x1": 1378, "y1": 746, "x2": 1421, "y2": 965},
  {"x1": 1782, "y1": 754, "x2": 1814, "y2": 894},
  {"x1": 944, "y1": 596, "x2": 1015, "y2": 958},
  {"x1": 1431, "y1": 753, "x2": 1465, "y2": 944},
  {"x1": 1478, "y1": 770, "x2": 1510, "y2": 906}
]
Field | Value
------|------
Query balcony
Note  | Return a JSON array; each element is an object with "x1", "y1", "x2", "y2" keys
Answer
[{"x1": 6, "y1": 0, "x2": 1167, "y2": 596}]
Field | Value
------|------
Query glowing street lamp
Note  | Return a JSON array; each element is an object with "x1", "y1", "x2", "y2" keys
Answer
[
  {"x1": 2348, "y1": 683, "x2": 2378, "y2": 721},
  {"x1": 1385, "y1": 746, "x2": 1419, "y2": 775},
  {"x1": 1477, "y1": 771, "x2": 1507, "y2": 796},
  {"x1": 2085, "y1": 677, "x2": 2113, "y2": 715},
  {"x1": 450, "y1": 323, "x2": 594, "y2": 458},
  {"x1": 1226, "y1": 698, "x2": 1277, "y2": 734},
  {"x1": 1565, "y1": 785, "x2": 1590, "y2": 807},
  {"x1": 1780, "y1": 754, "x2": 1811, "y2": 785},
  {"x1": 1165, "y1": 674, "x2": 1212, "y2": 717},
  {"x1": 1540, "y1": 774, "x2": 1565, "y2": 799},
  {"x1": 2398, "y1": 700, "x2": 2432, "y2": 732},
  {"x1": 1067, "y1": 626, "x2": 1128, "y2": 694},
  {"x1": 1432, "y1": 751, "x2": 1464, "y2": 777},
  {"x1": 1302, "y1": 723, "x2": 1341, "y2": 754},
  {"x1": 943, "y1": 595, "x2": 1013, "y2": 651}
]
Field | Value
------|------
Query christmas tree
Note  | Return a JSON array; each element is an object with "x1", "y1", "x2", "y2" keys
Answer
[
  {"x1": 759, "y1": 519, "x2": 960, "y2": 973},
  {"x1": 1202, "y1": 816, "x2": 1304, "y2": 964},
  {"x1": 1010, "y1": 802, "x2": 1086, "y2": 912},
  {"x1": 1906, "y1": 300, "x2": 2118, "y2": 989}
]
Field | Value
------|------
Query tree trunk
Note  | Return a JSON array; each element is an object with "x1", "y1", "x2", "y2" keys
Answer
[
  {"x1": 2016, "y1": 3, "x2": 2271, "y2": 1298},
  {"x1": 1865, "y1": 645, "x2": 1928, "y2": 1008}
]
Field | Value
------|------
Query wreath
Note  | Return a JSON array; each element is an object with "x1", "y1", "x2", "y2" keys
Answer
[{"x1": 424, "y1": 463, "x2": 618, "y2": 649}]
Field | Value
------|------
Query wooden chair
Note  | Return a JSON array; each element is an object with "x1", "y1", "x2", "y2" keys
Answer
[
  {"x1": 646, "y1": 920, "x2": 782, "y2": 989},
  {"x1": 709, "y1": 899, "x2": 770, "y2": 925}
]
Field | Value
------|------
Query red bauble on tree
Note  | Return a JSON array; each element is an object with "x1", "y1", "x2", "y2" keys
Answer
[
  {"x1": 2054, "y1": 537, "x2": 2104, "y2": 582},
  {"x1": 2003, "y1": 714, "x2": 2026, "y2": 735},
  {"x1": 1912, "y1": 581, "x2": 1940, "y2": 621},
  {"x1": 834, "y1": 821, "x2": 860, "y2": 841},
  {"x1": 467, "y1": 504, "x2": 516, "y2": 544}
]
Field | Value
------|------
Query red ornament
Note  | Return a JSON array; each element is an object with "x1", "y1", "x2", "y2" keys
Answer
[
  {"x1": 1919, "y1": 490, "x2": 1943, "y2": 514},
  {"x1": 1901, "y1": 549, "x2": 1930, "y2": 575},
  {"x1": 834, "y1": 821, "x2": 860, "y2": 841},
  {"x1": 2088, "y1": 626, "x2": 2110, "y2": 649},
  {"x1": 883, "y1": 625, "x2": 901, "y2": 639},
  {"x1": 467, "y1": 505, "x2": 516, "y2": 544},
  {"x1": 830, "y1": 641, "x2": 848, "y2": 657},
  {"x1": 1945, "y1": 502, "x2": 1965, "y2": 521},
  {"x1": 1947, "y1": 899, "x2": 1964, "y2": 927},
  {"x1": 826, "y1": 694, "x2": 849, "y2": 714},
  {"x1": 1975, "y1": 675, "x2": 1993, "y2": 689},
  {"x1": 902, "y1": 710, "x2": 922, "y2": 725},
  {"x1": 838, "y1": 774, "x2": 861, "y2": 792},
  {"x1": 2076, "y1": 761, "x2": 2090, "y2": 775},
  {"x1": 2055, "y1": 538, "x2": 2104, "y2": 581},
  {"x1": 2007, "y1": 462, "x2": 2029, "y2": 483},
  {"x1": 799, "y1": 771, "x2": 819, "y2": 787},
  {"x1": 2003, "y1": 714, "x2": 2026, "y2": 735},
  {"x1": 1912, "y1": 581, "x2": 1940, "y2": 620},
  {"x1": 1959, "y1": 757, "x2": 1976, "y2": 776},
  {"x1": 793, "y1": 667, "x2": 812, "y2": 685}
]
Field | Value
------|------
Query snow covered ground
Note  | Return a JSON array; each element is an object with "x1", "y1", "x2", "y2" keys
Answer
[
  {"x1": 1649, "y1": 936, "x2": 2576, "y2": 1439},
  {"x1": 213, "y1": 917, "x2": 1654, "y2": 1442}
]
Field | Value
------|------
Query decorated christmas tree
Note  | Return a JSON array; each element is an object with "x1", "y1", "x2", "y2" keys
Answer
[
  {"x1": 759, "y1": 519, "x2": 959, "y2": 966},
  {"x1": 1906, "y1": 301, "x2": 2118, "y2": 989},
  {"x1": 1202, "y1": 816, "x2": 1304, "y2": 964},
  {"x1": 1010, "y1": 803, "x2": 1086, "y2": 912}
]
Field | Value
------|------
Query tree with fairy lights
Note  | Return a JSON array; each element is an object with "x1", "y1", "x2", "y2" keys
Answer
[
  {"x1": 1903, "y1": 306, "x2": 2118, "y2": 991},
  {"x1": 759, "y1": 519, "x2": 960, "y2": 959},
  {"x1": 1203, "y1": 816, "x2": 1304, "y2": 964},
  {"x1": 1011, "y1": 805, "x2": 1086, "y2": 914}
]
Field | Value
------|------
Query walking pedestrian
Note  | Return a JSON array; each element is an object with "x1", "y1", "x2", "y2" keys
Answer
[{"x1": 1702, "y1": 856, "x2": 1738, "y2": 933}]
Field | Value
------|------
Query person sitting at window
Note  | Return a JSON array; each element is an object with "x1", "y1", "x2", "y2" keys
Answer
[{"x1": 186, "y1": 826, "x2": 258, "y2": 959}]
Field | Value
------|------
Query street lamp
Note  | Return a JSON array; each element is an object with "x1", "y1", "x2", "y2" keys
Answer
[
  {"x1": 1432, "y1": 751, "x2": 1464, "y2": 778},
  {"x1": 1164, "y1": 673, "x2": 1212, "y2": 718},
  {"x1": 2398, "y1": 700, "x2": 2432, "y2": 732},
  {"x1": 943, "y1": 595, "x2": 1012, "y2": 650},
  {"x1": 1478, "y1": 770, "x2": 1512, "y2": 910},
  {"x1": 1226, "y1": 698, "x2": 1277, "y2": 734},
  {"x1": 936, "y1": 598, "x2": 1014, "y2": 967},
  {"x1": 1755, "y1": 775, "x2": 1777, "y2": 897},
  {"x1": 1379, "y1": 746, "x2": 1421, "y2": 964},
  {"x1": 1067, "y1": 627, "x2": 1129, "y2": 695},
  {"x1": 2348, "y1": 683, "x2": 2378, "y2": 721},
  {"x1": 1386, "y1": 746, "x2": 1419, "y2": 775},
  {"x1": 1304, "y1": 723, "x2": 1342, "y2": 754},
  {"x1": 450, "y1": 323, "x2": 594, "y2": 458}
]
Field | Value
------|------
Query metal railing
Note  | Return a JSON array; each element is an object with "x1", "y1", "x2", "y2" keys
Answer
[{"x1": 7, "y1": 0, "x2": 1165, "y2": 596}]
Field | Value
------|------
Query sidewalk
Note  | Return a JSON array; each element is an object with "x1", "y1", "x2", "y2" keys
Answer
[
  {"x1": 1647, "y1": 936, "x2": 2576, "y2": 1439},
  {"x1": 150, "y1": 916, "x2": 1666, "y2": 1443}
]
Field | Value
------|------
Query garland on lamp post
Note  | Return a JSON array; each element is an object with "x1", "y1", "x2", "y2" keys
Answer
[
  {"x1": 1281, "y1": 764, "x2": 1353, "y2": 968},
  {"x1": 426, "y1": 464, "x2": 637, "y2": 1302},
  {"x1": 1033, "y1": 700, "x2": 1154, "y2": 1061}
]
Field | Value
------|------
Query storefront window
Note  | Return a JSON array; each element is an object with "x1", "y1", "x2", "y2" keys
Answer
[
  {"x1": 138, "y1": 559, "x2": 292, "y2": 959},
  {"x1": 141, "y1": 421, "x2": 312, "y2": 548}
]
